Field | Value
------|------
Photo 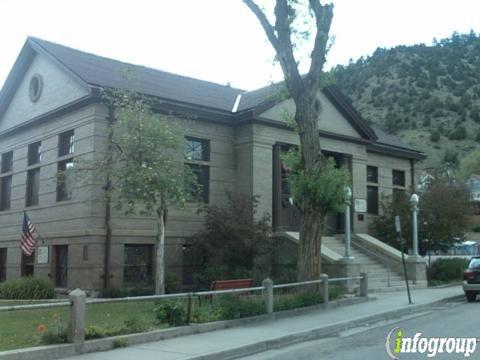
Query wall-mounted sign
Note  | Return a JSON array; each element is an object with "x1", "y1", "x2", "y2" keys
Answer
[
  {"x1": 354, "y1": 199, "x2": 367, "y2": 213},
  {"x1": 37, "y1": 246, "x2": 49, "y2": 264}
]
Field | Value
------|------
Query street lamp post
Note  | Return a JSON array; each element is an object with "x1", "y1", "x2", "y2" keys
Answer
[
  {"x1": 410, "y1": 193, "x2": 420, "y2": 256},
  {"x1": 344, "y1": 186, "x2": 353, "y2": 259}
]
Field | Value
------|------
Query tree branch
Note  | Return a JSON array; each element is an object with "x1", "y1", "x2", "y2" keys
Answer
[
  {"x1": 306, "y1": 0, "x2": 334, "y2": 89},
  {"x1": 243, "y1": 0, "x2": 279, "y2": 49}
]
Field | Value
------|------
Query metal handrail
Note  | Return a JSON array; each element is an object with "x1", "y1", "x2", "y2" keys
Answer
[
  {"x1": 0, "y1": 301, "x2": 71, "y2": 312},
  {"x1": 0, "y1": 275, "x2": 365, "y2": 311}
]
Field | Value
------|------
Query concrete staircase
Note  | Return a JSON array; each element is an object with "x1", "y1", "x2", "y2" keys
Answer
[{"x1": 322, "y1": 236, "x2": 426, "y2": 293}]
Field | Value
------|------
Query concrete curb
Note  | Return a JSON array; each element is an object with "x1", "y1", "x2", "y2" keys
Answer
[
  {"x1": 0, "y1": 296, "x2": 369, "y2": 360},
  {"x1": 183, "y1": 294, "x2": 464, "y2": 360}
]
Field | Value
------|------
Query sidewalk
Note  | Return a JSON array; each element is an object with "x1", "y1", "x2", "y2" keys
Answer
[{"x1": 67, "y1": 286, "x2": 463, "y2": 360}]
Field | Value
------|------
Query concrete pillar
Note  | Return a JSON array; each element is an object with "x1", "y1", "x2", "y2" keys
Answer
[
  {"x1": 320, "y1": 273, "x2": 329, "y2": 306},
  {"x1": 262, "y1": 278, "x2": 274, "y2": 315},
  {"x1": 360, "y1": 272, "x2": 368, "y2": 297},
  {"x1": 68, "y1": 288, "x2": 86, "y2": 344}
]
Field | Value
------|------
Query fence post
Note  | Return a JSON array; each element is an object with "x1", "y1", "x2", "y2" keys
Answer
[
  {"x1": 320, "y1": 273, "x2": 329, "y2": 306},
  {"x1": 360, "y1": 272, "x2": 368, "y2": 297},
  {"x1": 262, "y1": 278, "x2": 274, "y2": 315},
  {"x1": 68, "y1": 288, "x2": 86, "y2": 344}
]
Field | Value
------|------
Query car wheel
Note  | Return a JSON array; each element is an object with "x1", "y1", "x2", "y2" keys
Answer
[{"x1": 465, "y1": 292, "x2": 477, "y2": 302}]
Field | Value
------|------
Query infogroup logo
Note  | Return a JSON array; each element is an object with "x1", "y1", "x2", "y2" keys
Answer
[{"x1": 385, "y1": 327, "x2": 479, "y2": 359}]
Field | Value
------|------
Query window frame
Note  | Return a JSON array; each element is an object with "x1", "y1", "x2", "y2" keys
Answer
[
  {"x1": 184, "y1": 136, "x2": 210, "y2": 204},
  {"x1": 58, "y1": 130, "x2": 75, "y2": 157},
  {"x1": 56, "y1": 159, "x2": 74, "y2": 202},
  {"x1": 26, "y1": 168, "x2": 40, "y2": 207},
  {"x1": 367, "y1": 165, "x2": 378, "y2": 184},
  {"x1": 367, "y1": 185, "x2": 379, "y2": 215},
  {"x1": 123, "y1": 244, "x2": 154, "y2": 287},
  {"x1": 1, "y1": 151, "x2": 13, "y2": 174},
  {"x1": 27, "y1": 142, "x2": 42, "y2": 166},
  {"x1": 392, "y1": 169, "x2": 406, "y2": 187},
  {"x1": 0, "y1": 248, "x2": 6, "y2": 282}
]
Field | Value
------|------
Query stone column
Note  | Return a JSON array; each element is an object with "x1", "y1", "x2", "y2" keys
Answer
[{"x1": 68, "y1": 288, "x2": 86, "y2": 344}]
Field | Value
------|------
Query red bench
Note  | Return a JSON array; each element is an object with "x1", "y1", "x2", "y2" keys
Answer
[{"x1": 210, "y1": 278, "x2": 253, "y2": 291}]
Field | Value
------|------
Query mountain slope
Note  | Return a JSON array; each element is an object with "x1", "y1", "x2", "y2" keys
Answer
[{"x1": 333, "y1": 31, "x2": 480, "y2": 171}]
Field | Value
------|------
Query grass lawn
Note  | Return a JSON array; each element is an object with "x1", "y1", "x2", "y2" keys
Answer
[{"x1": 0, "y1": 300, "x2": 166, "y2": 352}]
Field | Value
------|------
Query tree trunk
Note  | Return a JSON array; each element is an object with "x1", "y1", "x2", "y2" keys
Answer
[
  {"x1": 155, "y1": 207, "x2": 166, "y2": 294},
  {"x1": 297, "y1": 202, "x2": 323, "y2": 281},
  {"x1": 294, "y1": 94, "x2": 325, "y2": 281}
]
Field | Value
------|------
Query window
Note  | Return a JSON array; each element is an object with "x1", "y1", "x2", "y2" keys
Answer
[
  {"x1": 29, "y1": 74, "x2": 43, "y2": 102},
  {"x1": 0, "y1": 176, "x2": 12, "y2": 211},
  {"x1": 0, "y1": 248, "x2": 6, "y2": 282},
  {"x1": 367, "y1": 166, "x2": 378, "y2": 183},
  {"x1": 1, "y1": 152, "x2": 13, "y2": 173},
  {"x1": 367, "y1": 186, "x2": 379, "y2": 215},
  {"x1": 21, "y1": 252, "x2": 34, "y2": 277},
  {"x1": 26, "y1": 169, "x2": 40, "y2": 206},
  {"x1": 184, "y1": 137, "x2": 210, "y2": 161},
  {"x1": 54, "y1": 245, "x2": 68, "y2": 288},
  {"x1": 187, "y1": 164, "x2": 210, "y2": 203},
  {"x1": 184, "y1": 136, "x2": 210, "y2": 203},
  {"x1": 58, "y1": 130, "x2": 75, "y2": 157},
  {"x1": 124, "y1": 245, "x2": 153, "y2": 287},
  {"x1": 57, "y1": 159, "x2": 74, "y2": 201},
  {"x1": 0, "y1": 152, "x2": 13, "y2": 211},
  {"x1": 393, "y1": 170, "x2": 406, "y2": 187},
  {"x1": 28, "y1": 142, "x2": 42, "y2": 165}
]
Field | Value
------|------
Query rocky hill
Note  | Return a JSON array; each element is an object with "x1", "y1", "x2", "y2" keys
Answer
[{"x1": 333, "y1": 31, "x2": 480, "y2": 171}]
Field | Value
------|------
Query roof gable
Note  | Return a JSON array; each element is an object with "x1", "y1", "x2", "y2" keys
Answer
[{"x1": 0, "y1": 41, "x2": 90, "y2": 133}]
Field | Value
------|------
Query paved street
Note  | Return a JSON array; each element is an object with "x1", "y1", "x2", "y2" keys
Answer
[{"x1": 240, "y1": 297, "x2": 479, "y2": 360}]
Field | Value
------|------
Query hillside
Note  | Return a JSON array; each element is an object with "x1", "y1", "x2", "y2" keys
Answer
[{"x1": 333, "y1": 31, "x2": 480, "y2": 171}]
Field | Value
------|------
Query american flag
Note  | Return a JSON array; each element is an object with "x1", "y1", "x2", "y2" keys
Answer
[{"x1": 21, "y1": 213, "x2": 38, "y2": 256}]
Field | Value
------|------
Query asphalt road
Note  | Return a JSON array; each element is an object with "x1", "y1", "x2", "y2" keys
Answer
[{"x1": 240, "y1": 297, "x2": 480, "y2": 360}]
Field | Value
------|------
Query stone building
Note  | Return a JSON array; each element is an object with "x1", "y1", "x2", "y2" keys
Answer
[{"x1": 0, "y1": 37, "x2": 425, "y2": 290}]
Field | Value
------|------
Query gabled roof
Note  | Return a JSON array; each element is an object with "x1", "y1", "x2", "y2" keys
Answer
[{"x1": 0, "y1": 37, "x2": 425, "y2": 160}]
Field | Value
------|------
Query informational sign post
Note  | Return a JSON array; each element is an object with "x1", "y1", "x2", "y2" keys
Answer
[{"x1": 37, "y1": 246, "x2": 49, "y2": 264}]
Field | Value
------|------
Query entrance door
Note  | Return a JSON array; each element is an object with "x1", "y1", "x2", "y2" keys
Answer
[{"x1": 54, "y1": 245, "x2": 68, "y2": 288}]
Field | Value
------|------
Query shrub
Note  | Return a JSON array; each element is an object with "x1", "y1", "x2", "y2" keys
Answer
[
  {"x1": 428, "y1": 258, "x2": 469, "y2": 283},
  {"x1": 0, "y1": 277, "x2": 55, "y2": 300},
  {"x1": 99, "y1": 287, "x2": 128, "y2": 299},
  {"x1": 153, "y1": 300, "x2": 186, "y2": 326},
  {"x1": 217, "y1": 294, "x2": 264, "y2": 320},
  {"x1": 165, "y1": 273, "x2": 182, "y2": 294},
  {"x1": 85, "y1": 325, "x2": 107, "y2": 339},
  {"x1": 275, "y1": 291, "x2": 323, "y2": 312},
  {"x1": 128, "y1": 287, "x2": 154, "y2": 297}
]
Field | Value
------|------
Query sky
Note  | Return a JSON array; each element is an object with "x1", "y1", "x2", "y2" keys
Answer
[{"x1": 1, "y1": 0, "x2": 479, "y2": 91}]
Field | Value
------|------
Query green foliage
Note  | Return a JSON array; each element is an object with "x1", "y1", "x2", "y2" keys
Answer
[
  {"x1": 216, "y1": 294, "x2": 264, "y2": 320},
  {"x1": 99, "y1": 89, "x2": 195, "y2": 215},
  {"x1": 429, "y1": 131, "x2": 440, "y2": 142},
  {"x1": 99, "y1": 288, "x2": 129, "y2": 299},
  {"x1": 456, "y1": 148, "x2": 480, "y2": 181},
  {"x1": 373, "y1": 178, "x2": 470, "y2": 254},
  {"x1": 274, "y1": 291, "x2": 323, "y2": 311},
  {"x1": 112, "y1": 339, "x2": 128, "y2": 348},
  {"x1": 40, "y1": 313, "x2": 67, "y2": 345},
  {"x1": 448, "y1": 125, "x2": 467, "y2": 140},
  {"x1": 85, "y1": 325, "x2": 107, "y2": 339},
  {"x1": 165, "y1": 273, "x2": 182, "y2": 294},
  {"x1": 428, "y1": 258, "x2": 469, "y2": 283},
  {"x1": 281, "y1": 149, "x2": 350, "y2": 215},
  {"x1": 153, "y1": 300, "x2": 186, "y2": 326},
  {"x1": 0, "y1": 277, "x2": 55, "y2": 300},
  {"x1": 185, "y1": 192, "x2": 272, "y2": 288}
]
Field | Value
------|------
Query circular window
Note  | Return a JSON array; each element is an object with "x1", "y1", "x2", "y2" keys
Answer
[{"x1": 29, "y1": 74, "x2": 43, "y2": 102}]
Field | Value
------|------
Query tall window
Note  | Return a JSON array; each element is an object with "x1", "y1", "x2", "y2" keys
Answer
[
  {"x1": 21, "y1": 252, "x2": 34, "y2": 277},
  {"x1": 57, "y1": 159, "x2": 74, "y2": 201},
  {"x1": 366, "y1": 165, "x2": 379, "y2": 215},
  {"x1": 0, "y1": 151, "x2": 13, "y2": 211},
  {"x1": 58, "y1": 130, "x2": 75, "y2": 157},
  {"x1": 57, "y1": 130, "x2": 75, "y2": 201},
  {"x1": 392, "y1": 170, "x2": 406, "y2": 187},
  {"x1": 26, "y1": 142, "x2": 41, "y2": 207},
  {"x1": 54, "y1": 245, "x2": 68, "y2": 288},
  {"x1": 184, "y1": 136, "x2": 210, "y2": 203},
  {"x1": 0, "y1": 248, "x2": 6, "y2": 282},
  {"x1": 124, "y1": 245, "x2": 153, "y2": 287}
]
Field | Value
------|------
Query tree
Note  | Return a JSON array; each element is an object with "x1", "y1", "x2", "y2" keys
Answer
[
  {"x1": 75, "y1": 89, "x2": 194, "y2": 294},
  {"x1": 372, "y1": 179, "x2": 470, "y2": 255},
  {"x1": 243, "y1": 0, "x2": 337, "y2": 281},
  {"x1": 457, "y1": 148, "x2": 480, "y2": 181}
]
